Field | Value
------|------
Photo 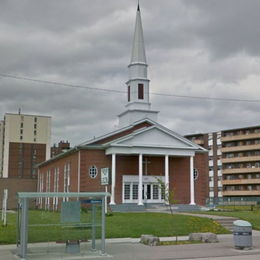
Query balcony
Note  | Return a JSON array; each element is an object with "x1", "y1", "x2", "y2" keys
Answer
[
  {"x1": 222, "y1": 178, "x2": 260, "y2": 185},
  {"x1": 221, "y1": 132, "x2": 260, "y2": 142},
  {"x1": 223, "y1": 190, "x2": 260, "y2": 196},
  {"x1": 222, "y1": 155, "x2": 260, "y2": 164},
  {"x1": 221, "y1": 144, "x2": 260, "y2": 153},
  {"x1": 222, "y1": 167, "x2": 260, "y2": 174}
]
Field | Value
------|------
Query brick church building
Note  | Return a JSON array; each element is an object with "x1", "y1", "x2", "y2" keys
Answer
[{"x1": 37, "y1": 4, "x2": 208, "y2": 209}]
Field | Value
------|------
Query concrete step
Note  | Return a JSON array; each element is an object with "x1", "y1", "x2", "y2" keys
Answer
[
  {"x1": 110, "y1": 204, "x2": 146, "y2": 212},
  {"x1": 215, "y1": 218, "x2": 238, "y2": 231}
]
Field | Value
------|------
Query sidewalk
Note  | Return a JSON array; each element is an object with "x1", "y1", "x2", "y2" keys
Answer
[{"x1": 1, "y1": 231, "x2": 260, "y2": 260}]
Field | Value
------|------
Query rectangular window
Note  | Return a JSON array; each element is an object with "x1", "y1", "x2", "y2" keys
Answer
[
  {"x1": 153, "y1": 184, "x2": 159, "y2": 200},
  {"x1": 132, "y1": 184, "x2": 138, "y2": 200},
  {"x1": 20, "y1": 123, "x2": 23, "y2": 128},
  {"x1": 124, "y1": 184, "x2": 130, "y2": 200},
  {"x1": 34, "y1": 117, "x2": 37, "y2": 123},
  {"x1": 138, "y1": 84, "x2": 144, "y2": 99},
  {"x1": 34, "y1": 124, "x2": 37, "y2": 129},
  {"x1": 128, "y1": 86, "x2": 130, "y2": 102}
]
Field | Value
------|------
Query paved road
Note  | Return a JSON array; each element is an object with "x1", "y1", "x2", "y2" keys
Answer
[{"x1": 1, "y1": 232, "x2": 260, "y2": 260}]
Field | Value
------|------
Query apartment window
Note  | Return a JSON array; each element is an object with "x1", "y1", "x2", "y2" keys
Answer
[
  {"x1": 20, "y1": 129, "x2": 23, "y2": 135},
  {"x1": 34, "y1": 138, "x2": 36, "y2": 142},
  {"x1": 128, "y1": 86, "x2": 130, "y2": 102},
  {"x1": 20, "y1": 136, "x2": 23, "y2": 140},
  {"x1": 138, "y1": 84, "x2": 144, "y2": 99},
  {"x1": 34, "y1": 124, "x2": 37, "y2": 129},
  {"x1": 20, "y1": 122, "x2": 23, "y2": 128},
  {"x1": 34, "y1": 130, "x2": 37, "y2": 136},
  {"x1": 34, "y1": 117, "x2": 37, "y2": 123}
]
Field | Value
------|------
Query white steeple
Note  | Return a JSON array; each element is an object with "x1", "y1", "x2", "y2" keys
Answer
[
  {"x1": 130, "y1": 3, "x2": 147, "y2": 64},
  {"x1": 118, "y1": 3, "x2": 159, "y2": 127}
]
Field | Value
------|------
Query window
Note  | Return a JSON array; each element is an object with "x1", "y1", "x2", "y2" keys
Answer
[
  {"x1": 20, "y1": 122, "x2": 23, "y2": 128},
  {"x1": 138, "y1": 84, "x2": 144, "y2": 99},
  {"x1": 20, "y1": 136, "x2": 23, "y2": 140},
  {"x1": 34, "y1": 130, "x2": 37, "y2": 136},
  {"x1": 34, "y1": 124, "x2": 37, "y2": 129},
  {"x1": 153, "y1": 184, "x2": 159, "y2": 200},
  {"x1": 89, "y1": 165, "x2": 98, "y2": 178},
  {"x1": 128, "y1": 86, "x2": 130, "y2": 102},
  {"x1": 124, "y1": 184, "x2": 130, "y2": 200},
  {"x1": 132, "y1": 184, "x2": 138, "y2": 200},
  {"x1": 34, "y1": 117, "x2": 37, "y2": 123},
  {"x1": 20, "y1": 129, "x2": 23, "y2": 135}
]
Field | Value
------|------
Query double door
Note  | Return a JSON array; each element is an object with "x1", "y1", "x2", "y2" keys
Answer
[{"x1": 123, "y1": 182, "x2": 164, "y2": 203}]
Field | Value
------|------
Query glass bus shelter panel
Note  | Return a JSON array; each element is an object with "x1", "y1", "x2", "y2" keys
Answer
[{"x1": 16, "y1": 193, "x2": 108, "y2": 260}]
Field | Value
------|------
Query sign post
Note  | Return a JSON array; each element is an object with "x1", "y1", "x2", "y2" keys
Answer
[
  {"x1": 101, "y1": 168, "x2": 110, "y2": 214},
  {"x1": 1, "y1": 189, "x2": 8, "y2": 226}
]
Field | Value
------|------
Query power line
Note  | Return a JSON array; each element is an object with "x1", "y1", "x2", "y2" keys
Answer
[{"x1": 0, "y1": 73, "x2": 260, "y2": 103}]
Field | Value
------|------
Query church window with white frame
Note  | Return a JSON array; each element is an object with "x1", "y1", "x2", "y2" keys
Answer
[
  {"x1": 89, "y1": 165, "x2": 98, "y2": 179},
  {"x1": 63, "y1": 163, "x2": 70, "y2": 201}
]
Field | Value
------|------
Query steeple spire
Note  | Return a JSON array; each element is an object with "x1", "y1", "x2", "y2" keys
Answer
[
  {"x1": 130, "y1": 2, "x2": 147, "y2": 64},
  {"x1": 118, "y1": 3, "x2": 159, "y2": 127}
]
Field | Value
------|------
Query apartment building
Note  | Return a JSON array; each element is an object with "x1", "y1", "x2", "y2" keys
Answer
[
  {"x1": 221, "y1": 126, "x2": 260, "y2": 198},
  {"x1": 0, "y1": 112, "x2": 51, "y2": 178},
  {"x1": 186, "y1": 125, "x2": 260, "y2": 202}
]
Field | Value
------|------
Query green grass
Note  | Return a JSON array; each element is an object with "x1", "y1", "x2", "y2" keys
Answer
[
  {"x1": 196, "y1": 210, "x2": 260, "y2": 230},
  {"x1": 0, "y1": 211, "x2": 228, "y2": 244}
]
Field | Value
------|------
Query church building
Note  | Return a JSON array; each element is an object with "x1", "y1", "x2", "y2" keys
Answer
[{"x1": 37, "y1": 4, "x2": 208, "y2": 209}]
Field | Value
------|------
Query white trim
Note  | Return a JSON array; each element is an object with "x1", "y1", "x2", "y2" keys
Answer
[
  {"x1": 110, "y1": 154, "x2": 116, "y2": 205},
  {"x1": 190, "y1": 156, "x2": 195, "y2": 205},
  {"x1": 138, "y1": 154, "x2": 143, "y2": 205},
  {"x1": 165, "y1": 155, "x2": 169, "y2": 204},
  {"x1": 106, "y1": 146, "x2": 195, "y2": 157}
]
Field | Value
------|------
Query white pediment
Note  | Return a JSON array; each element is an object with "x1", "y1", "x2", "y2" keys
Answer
[{"x1": 111, "y1": 126, "x2": 194, "y2": 149}]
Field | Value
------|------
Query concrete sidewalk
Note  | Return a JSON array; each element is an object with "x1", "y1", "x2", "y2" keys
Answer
[{"x1": 1, "y1": 231, "x2": 260, "y2": 260}]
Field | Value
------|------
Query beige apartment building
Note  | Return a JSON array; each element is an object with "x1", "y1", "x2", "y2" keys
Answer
[
  {"x1": 186, "y1": 125, "x2": 260, "y2": 203},
  {"x1": 0, "y1": 113, "x2": 51, "y2": 178},
  {"x1": 221, "y1": 126, "x2": 260, "y2": 197}
]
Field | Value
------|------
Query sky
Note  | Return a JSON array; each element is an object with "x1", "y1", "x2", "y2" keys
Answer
[{"x1": 0, "y1": 0, "x2": 260, "y2": 146}]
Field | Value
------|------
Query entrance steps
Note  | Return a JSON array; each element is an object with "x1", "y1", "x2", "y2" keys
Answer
[
  {"x1": 214, "y1": 217, "x2": 238, "y2": 232},
  {"x1": 110, "y1": 203, "x2": 202, "y2": 213},
  {"x1": 110, "y1": 203, "x2": 146, "y2": 212}
]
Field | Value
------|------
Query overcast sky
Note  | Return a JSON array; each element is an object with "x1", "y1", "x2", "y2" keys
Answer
[{"x1": 1, "y1": 0, "x2": 260, "y2": 146}]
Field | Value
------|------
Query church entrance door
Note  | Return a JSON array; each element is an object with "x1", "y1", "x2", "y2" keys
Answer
[{"x1": 122, "y1": 175, "x2": 165, "y2": 204}]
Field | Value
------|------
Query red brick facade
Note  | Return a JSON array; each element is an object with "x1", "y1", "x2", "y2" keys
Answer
[{"x1": 38, "y1": 148, "x2": 208, "y2": 206}]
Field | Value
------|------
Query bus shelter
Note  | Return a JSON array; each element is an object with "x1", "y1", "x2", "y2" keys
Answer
[{"x1": 16, "y1": 192, "x2": 110, "y2": 260}]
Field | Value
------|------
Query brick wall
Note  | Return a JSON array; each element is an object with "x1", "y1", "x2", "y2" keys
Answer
[
  {"x1": 38, "y1": 149, "x2": 208, "y2": 206},
  {"x1": 0, "y1": 178, "x2": 37, "y2": 209}
]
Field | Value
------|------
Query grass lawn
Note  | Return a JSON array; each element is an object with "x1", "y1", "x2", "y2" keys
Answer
[
  {"x1": 0, "y1": 211, "x2": 228, "y2": 244},
  {"x1": 197, "y1": 210, "x2": 260, "y2": 230}
]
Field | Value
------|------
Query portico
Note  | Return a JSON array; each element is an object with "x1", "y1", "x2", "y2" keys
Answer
[{"x1": 104, "y1": 122, "x2": 198, "y2": 206}]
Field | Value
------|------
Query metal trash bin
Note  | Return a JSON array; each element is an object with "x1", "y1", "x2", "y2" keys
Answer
[{"x1": 233, "y1": 220, "x2": 252, "y2": 249}]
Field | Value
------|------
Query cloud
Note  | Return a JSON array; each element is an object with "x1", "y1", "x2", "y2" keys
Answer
[{"x1": 0, "y1": 0, "x2": 259, "y2": 147}]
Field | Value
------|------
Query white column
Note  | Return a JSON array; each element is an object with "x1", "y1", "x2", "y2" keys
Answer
[
  {"x1": 190, "y1": 156, "x2": 195, "y2": 205},
  {"x1": 165, "y1": 155, "x2": 169, "y2": 204},
  {"x1": 110, "y1": 153, "x2": 116, "y2": 205},
  {"x1": 138, "y1": 154, "x2": 143, "y2": 205}
]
